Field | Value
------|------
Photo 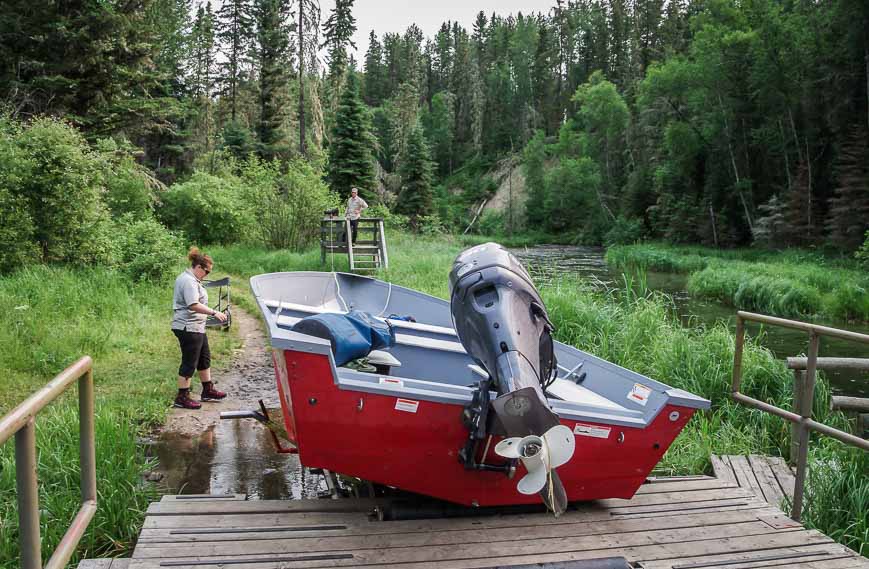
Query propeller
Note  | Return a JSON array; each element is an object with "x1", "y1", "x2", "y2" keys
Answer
[{"x1": 495, "y1": 424, "x2": 575, "y2": 515}]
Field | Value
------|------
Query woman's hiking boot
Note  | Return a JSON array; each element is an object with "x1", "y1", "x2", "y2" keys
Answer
[
  {"x1": 173, "y1": 392, "x2": 202, "y2": 409},
  {"x1": 201, "y1": 382, "x2": 227, "y2": 401}
]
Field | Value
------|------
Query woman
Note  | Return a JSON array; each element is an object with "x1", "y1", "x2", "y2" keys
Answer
[{"x1": 170, "y1": 247, "x2": 228, "y2": 409}]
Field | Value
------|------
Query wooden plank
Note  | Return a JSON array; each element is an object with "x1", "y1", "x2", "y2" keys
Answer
[
  {"x1": 142, "y1": 511, "x2": 368, "y2": 529},
  {"x1": 727, "y1": 456, "x2": 764, "y2": 498},
  {"x1": 710, "y1": 455, "x2": 737, "y2": 486},
  {"x1": 747, "y1": 454, "x2": 786, "y2": 509},
  {"x1": 145, "y1": 498, "x2": 380, "y2": 516},
  {"x1": 109, "y1": 560, "x2": 132, "y2": 569},
  {"x1": 634, "y1": 478, "x2": 738, "y2": 494},
  {"x1": 125, "y1": 529, "x2": 834, "y2": 569},
  {"x1": 641, "y1": 542, "x2": 857, "y2": 569},
  {"x1": 765, "y1": 455, "x2": 796, "y2": 499},
  {"x1": 131, "y1": 521, "x2": 803, "y2": 561},
  {"x1": 133, "y1": 509, "x2": 773, "y2": 551},
  {"x1": 77, "y1": 561, "x2": 113, "y2": 569},
  {"x1": 160, "y1": 493, "x2": 246, "y2": 502}
]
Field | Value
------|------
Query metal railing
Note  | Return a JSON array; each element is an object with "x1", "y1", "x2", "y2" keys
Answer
[
  {"x1": 0, "y1": 356, "x2": 97, "y2": 569},
  {"x1": 731, "y1": 312, "x2": 869, "y2": 522}
]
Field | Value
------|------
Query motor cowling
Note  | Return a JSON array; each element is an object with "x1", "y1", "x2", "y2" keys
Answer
[{"x1": 449, "y1": 242, "x2": 557, "y2": 408}]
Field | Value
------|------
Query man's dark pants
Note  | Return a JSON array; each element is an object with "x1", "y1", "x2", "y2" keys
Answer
[{"x1": 349, "y1": 219, "x2": 359, "y2": 243}]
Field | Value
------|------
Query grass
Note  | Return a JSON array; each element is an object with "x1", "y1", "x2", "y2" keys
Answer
[
  {"x1": 1, "y1": 234, "x2": 866, "y2": 562},
  {"x1": 0, "y1": 265, "x2": 239, "y2": 566},
  {"x1": 607, "y1": 243, "x2": 869, "y2": 321},
  {"x1": 218, "y1": 232, "x2": 867, "y2": 555}
]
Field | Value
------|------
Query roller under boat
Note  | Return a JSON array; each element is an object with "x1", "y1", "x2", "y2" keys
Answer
[{"x1": 250, "y1": 268, "x2": 710, "y2": 508}]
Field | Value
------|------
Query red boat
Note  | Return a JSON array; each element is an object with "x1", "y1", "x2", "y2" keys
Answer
[{"x1": 250, "y1": 243, "x2": 709, "y2": 512}]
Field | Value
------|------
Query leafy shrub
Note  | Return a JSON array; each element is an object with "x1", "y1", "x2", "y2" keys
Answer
[
  {"x1": 603, "y1": 216, "x2": 645, "y2": 246},
  {"x1": 159, "y1": 172, "x2": 255, "y2": 244},
  {"x1": 477, "y1": 211, "x2": 505, "y2": 236},
  {"x1": 417, "y1": 214, "x2": 447, "y2": 236},
  {"x1": 113, "y1": 215, "x2": 183, "y2": 281},
  {"x1": 857, "y1": 231, "x2": 869, "y2": 267},
  {"x1": 241, "y1": 157, "x2": 338, "y2": 251},
  {"x1": 1, "y1": 116, "x2": 113, "y2": 267},
  {"x1": 367, "y1": 204, "x2": 410, "y2": 231},
  {"x1": 96, "y1": 138, "x2": 160, "y2": 218}
]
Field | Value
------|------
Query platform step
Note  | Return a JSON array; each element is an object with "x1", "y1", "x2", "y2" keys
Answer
[{"x1": 711, "y1": 454, "x2": 795, "y2": 511}]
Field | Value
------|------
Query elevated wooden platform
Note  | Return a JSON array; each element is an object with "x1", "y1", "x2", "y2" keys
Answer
[
  {"x1": 115, "y1": 476, "x2": 867, "y2": 568},
  {"x1": 320, "y1": 217, "x2": 388, "y2": 271},
  {"x1": 711, "y1": 454, "x2": 796, "y2": 511}
]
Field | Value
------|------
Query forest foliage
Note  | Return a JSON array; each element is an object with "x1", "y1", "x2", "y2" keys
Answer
[{"x1": 0, "y1": 0, "x2": 868, "y2": 278}]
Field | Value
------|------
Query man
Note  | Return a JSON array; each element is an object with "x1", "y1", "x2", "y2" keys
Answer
[{"x1": 345, "y1": 187, "x2": 369, "y2": 244}]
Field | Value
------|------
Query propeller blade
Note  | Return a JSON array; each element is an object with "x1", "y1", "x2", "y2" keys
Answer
[
  {"x1": 540, "y1": 470, "x2": 569, "y2": 516},
  {"x1": 542, "y1": 424, "x2": 575, "y2": 469},
  {"x1": 517, "y1": 463, "x2": 548, "y2": 495},
  {"x1": 493, "y1": 437, "x2": 524, "y2": 459}
]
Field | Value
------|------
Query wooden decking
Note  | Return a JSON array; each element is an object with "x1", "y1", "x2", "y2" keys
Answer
[
  {"x1": 117, "y1": 476, "x2": 867, "y2": 568},
  {"x1": 710, "y1": 455, "x2": 796, "y2": 511}
]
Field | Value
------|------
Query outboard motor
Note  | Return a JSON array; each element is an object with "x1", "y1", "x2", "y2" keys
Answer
[{"x1": 449, "y1": 243, "x2": 574, "y2": 515}]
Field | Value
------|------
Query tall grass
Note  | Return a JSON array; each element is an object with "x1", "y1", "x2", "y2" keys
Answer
[
  {"x1": 607, "y1": 243, "x2": 869, "y2": 321},
  {"x1": 219, "y1": 233, "x2": 867, "y2": 554},
  {"x1": 0, "y1": 265, "x2": 238, "y2": 566}
]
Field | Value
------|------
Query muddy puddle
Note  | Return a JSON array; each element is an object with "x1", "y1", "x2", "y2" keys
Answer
[{"x1": 148, "y1": 419, "x2": 328, "y2": 499}]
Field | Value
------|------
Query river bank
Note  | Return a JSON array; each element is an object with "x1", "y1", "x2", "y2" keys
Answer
[{"x1": 0, "y1": 233, "x2": 866, "y2": 565}]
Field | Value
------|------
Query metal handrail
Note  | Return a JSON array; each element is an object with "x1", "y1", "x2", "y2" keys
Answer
[
  {"x1": 731, "y1": 312, "x2": 869, "y2": 522},
  {"x1": 0, "y1": 356, "x2": 97, "y2": 569}
]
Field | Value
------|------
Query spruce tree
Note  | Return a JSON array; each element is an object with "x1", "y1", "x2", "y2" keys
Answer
[
  {"x1": 363, "y1": 31, "x2": 386, "y2": 106},
  {"x1": 216, "y1": 0, "x2": 254, "y2": 122},
  {"x1": 328, "y1": 72, "x2": 376, "y2": 199},
  {"x1": 254, "y1": 0, "x2": 292, "y2": 160},
  {"x1": 322, "y1": 0, "x2": 357, "y2": 109},
  {"x1": 396, "y1": 123, "x2": 435, "y2": 230},
  {"x1": 826, "y1": 128, "x2": 869, "y2": 250},
  {"x1": 294, "y1": 0, "x2": 321, "y2": 155}
]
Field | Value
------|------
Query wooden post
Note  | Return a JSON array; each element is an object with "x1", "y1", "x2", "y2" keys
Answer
[
  {"x1": 791, "y1": 331, "x2": 820, "y2": 522},
  {"x1": 790, "y1": 370, "x2": 805, "y2": 464}
]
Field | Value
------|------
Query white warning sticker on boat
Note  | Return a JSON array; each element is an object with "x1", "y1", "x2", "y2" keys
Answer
[
  {"x1": 628, "y1": 383, "x2": 652, "y2": 406},
  {"x1": 380, "y1": 377, "x2": 404, "y2": 387},
  {"x1": 395, "y1": 398, "x2": 419, "y2": 413},
  {"x1": 573, "y1": 423, "x2": 611, "y2": 439}
]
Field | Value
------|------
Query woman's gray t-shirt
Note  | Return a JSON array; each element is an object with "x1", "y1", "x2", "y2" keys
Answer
[{"x1": 172, "y1": 269, "x2": 208, "y2": 333}]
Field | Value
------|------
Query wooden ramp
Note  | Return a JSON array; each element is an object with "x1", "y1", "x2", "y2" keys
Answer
[
  {"x1": 711, "y1": 454, "x2": 796, "y2": 511},
  {"x1": 120, "y1": 476, "x2": 868, "y2": 569}
]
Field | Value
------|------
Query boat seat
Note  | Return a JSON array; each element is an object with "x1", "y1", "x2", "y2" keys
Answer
[
  {"x1": 546, "y1": 378, "x2": 626, "y2": 411},
  {"x1": 263, "y1": 298, "x2": 457, "y2": 337},
  {"x1": 368, "y1": 350, "x2": 401, "y2": 368}
]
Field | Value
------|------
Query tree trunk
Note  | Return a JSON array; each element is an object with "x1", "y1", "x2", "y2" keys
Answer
[{"x1": 298, "y1": 4, "x2": 307, "y2": 156}]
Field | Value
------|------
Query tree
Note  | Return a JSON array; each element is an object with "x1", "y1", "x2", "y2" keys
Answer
[
  {"x1": 422, "y1": 92, "x2": 455, "y2": 176},
  {"x1": 215, "y1": 0, "x2": 254, "y2": 122},
  {"x1": 328, "y1": 72, "x2": 376, "y2": 199},
  {"x1": 294, "y1": 0, "x2": 321, "y2": 155},
  {"x1": 826, "y1": 128, "x2": 869, "y2": 250},
  {"x1": 254, "y1": 0, "x2": 292, "y2": 160},
  {"x1": 396, "y1": 123, "x2": 435, "y2": 229},
  {"x1": 322, "y1": 0, "x2": 357, "y2": 124},
  {"x1": 363, "y1": 31, "x2": 386, "y2": 106}
]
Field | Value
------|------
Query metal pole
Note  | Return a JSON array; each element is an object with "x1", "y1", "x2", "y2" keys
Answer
[
  {"x1": 791, "y1": 331, "x2": 819, "y2": 522},
  {"x1": 15, "y1": 417, "x2": 41, "y2": 569},
  {"x1": 80, "y1": 370, "x2": 97, "y2": 504}
]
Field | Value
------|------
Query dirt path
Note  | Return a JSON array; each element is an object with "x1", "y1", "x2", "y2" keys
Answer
[{"x1": 160, "y1": 306, "x2": 275, "y2": 437}]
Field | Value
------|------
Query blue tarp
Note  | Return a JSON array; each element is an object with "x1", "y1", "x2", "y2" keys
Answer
[{"x1": 291, "y1": 310, "x2": 396, "y2": 366}]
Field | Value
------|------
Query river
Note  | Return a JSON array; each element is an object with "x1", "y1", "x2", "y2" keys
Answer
[{"x1": 510, "y1": 244, "x2": 869, "y2": 398}]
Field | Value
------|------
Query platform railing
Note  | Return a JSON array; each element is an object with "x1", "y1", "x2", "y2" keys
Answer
[
  {"x1": 730, "y1": 312, "x2": 869, "y2": 522},
  {"x1": 0, "y1": 356, "x2": 97, "y2": 569}
]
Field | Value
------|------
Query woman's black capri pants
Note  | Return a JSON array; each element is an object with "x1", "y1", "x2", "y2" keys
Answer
[{"x1": 173, "y1": 329, "x2": 211, "y2": 377}]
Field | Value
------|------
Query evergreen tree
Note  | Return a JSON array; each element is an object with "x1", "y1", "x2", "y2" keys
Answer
[
  {"x1": 254, "y1": 0, "x2": 292, "y2": 159},
  {"x1": 826, "y1": 128, "x2": 869, "y2": 249},
  {"x1": 215, "y1": 0, "x2": 254, "y2": 122},
  {"x1": 396, "y1": 123, "x2": 435, "y2": 229},
  {"x1": 294, "y1": 0, "x2": 321, "y2": 155},
  {"x1": 322, "y1": 0, "x2": 357, "y2": 121},
  {"x1": 363, "y1": 31, "x2": 386, "y2": 106},
  {"x1": 328, "y1": 72, "x2": 376, "y2": 199}
]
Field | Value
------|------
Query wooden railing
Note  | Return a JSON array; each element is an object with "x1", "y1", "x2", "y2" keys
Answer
[
  {"x1": 0, "y1": 356, "x2": 97, "y2": 569},
  {"x1": 730, "y1": 312, "x2": 869, "y2": 522}
]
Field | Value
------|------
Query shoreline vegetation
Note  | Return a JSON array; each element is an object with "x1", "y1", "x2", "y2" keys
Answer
[
  {"x1": 607, "y1": 243, "x2": 869, "y2": 322},
  {"x1": 1, "y1": 233, "x2": 867, "y2": 566}
]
